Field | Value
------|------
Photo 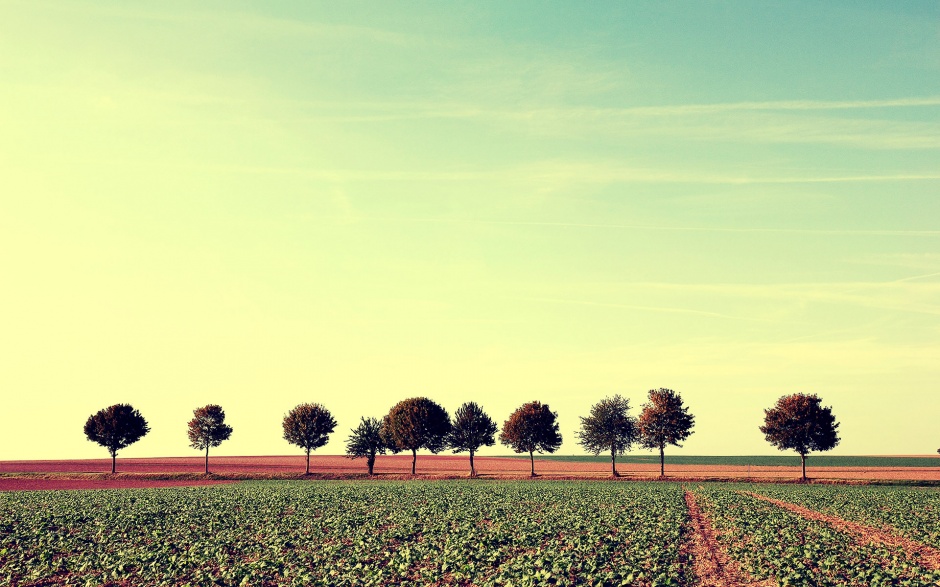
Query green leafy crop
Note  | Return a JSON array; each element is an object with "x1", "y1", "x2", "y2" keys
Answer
[
  {"x1": 0, "y1": 481, "x2": 691, "y2": 586},
  {"x1": 692, "y1": 484, "x2": 940, "y2": 586}
]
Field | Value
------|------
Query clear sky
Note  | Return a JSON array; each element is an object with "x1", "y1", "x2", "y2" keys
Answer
[{"x1": 2, "y1": 1, "x2": 939, "y2": 460}]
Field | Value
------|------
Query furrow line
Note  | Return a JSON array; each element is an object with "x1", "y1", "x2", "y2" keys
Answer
[
  {"x1": 683, "y1": 491, "x2": 772, "y2": 587},
  {"x1": 743, "y1": 490, "x2": 940, "y2": 572}
]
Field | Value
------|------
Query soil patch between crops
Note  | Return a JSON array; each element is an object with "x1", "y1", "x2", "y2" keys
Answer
[
  {"x1": 1, "y1": 455, "x2": 938, "y2": 486},
  {"x1": 744, "y1": 491, "x2": 940, "y2": 572},
  {"x1": 683, "y1": 491, "x2": 772, "y2": 587}
]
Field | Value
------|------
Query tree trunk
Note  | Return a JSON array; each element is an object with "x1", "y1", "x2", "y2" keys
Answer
[
  {"x1": 529, "y1": 450, "x2": 535, "y2": 477},
  {"x1": 367, "y1": 454, "x2": 375, "y2": 476},
  {"x1": 205, "y1": 445, "x2": 209, "y2": 475},
  {"x1": 611, "y1": 448, "x2": 618, "y2": 477},
  {"x1": 111, "y1": 451, "x2": 116, "y2": 474},
  {"x1": 801, "y1": 453, "x2": 807, "y2": 481},
  {"x1": 305, "y1": 449, "x2": 311, "y2": 475},
  {"x1": 411, "y1": 449, "x2": 417, "y2": 476},
  {"x1": 659, "y1": 445, "x2": 665, "y2": 477},
  {"x1": 469, "y1": 449, "x2": 476, "y2": 477}
]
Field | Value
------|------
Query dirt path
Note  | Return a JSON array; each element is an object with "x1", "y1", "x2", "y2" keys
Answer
[
  {"x1": 684, "y1": 491, "x2": 772, "y2": 587},
  {"x1": 744, "y1": 491, "x2": 940, "y2": 572}
]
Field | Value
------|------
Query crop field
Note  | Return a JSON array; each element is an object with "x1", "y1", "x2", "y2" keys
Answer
[
  {"x1": 753, "y1": 484, "x2": 940, "y2": 550},
  {"x1": 693, "y1": 485, "x2": 940, "y2": 585},
  {"x1": 2, "y1": 480, "x2": 940, "y2": 586}
]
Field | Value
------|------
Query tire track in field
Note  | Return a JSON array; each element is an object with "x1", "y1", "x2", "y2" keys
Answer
[
  {"x1": 743, "y1": 491, "x2": 940, "y2": 572},
  {"x1": 684, "y1": 491, "x2": 773, "y2": 587}
]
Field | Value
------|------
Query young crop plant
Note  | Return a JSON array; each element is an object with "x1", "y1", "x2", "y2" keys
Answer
[
  {"x1": 282, "y1": 403, "x2": 337, "y2": 474},
  {"x1": 187, "y1": 404, "x2": 233, "y2": 474},
  {"x1": 83, "y1": 403, "x2": 150, "y2": 474},
  {"x1": 752, "y1": 484, "x2": 940, "y2": 550},
  {"x1": 447, "y1": 401, "x2": 497, "y2": 477},
  {"x1": 0, "y1": 480, "x2": 693, "y2": 586},
  {"x1": 577, "y1": 394, "x2": 638, "y2": 477},
  {"x1": 692, "y1": 484, "x2": 940, "y2": 585},
  {"x1": 499, "y1": 400, "x2": 562, "y2": 476},
  {"x1": 760, "y1": 393, "x2": 840, "y2": 480}
]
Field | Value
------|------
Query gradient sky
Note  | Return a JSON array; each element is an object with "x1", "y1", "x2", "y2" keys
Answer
[{"x1": 2, "y1": 1, "x2": 939, "y2": 460}]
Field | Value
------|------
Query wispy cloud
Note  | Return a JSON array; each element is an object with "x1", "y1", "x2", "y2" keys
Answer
[
  {"x1": 213, "y1": 162, "x2": 940, "y2": 187},
  {"x1": 848, "y1": 253, "x2": 940, "y2": 273},
  {"x1": 520, "y1": 296, "x2": 773, "y2": 322},
  {"x1": 587, "y1": 96, "x2": 940, "y2": 116},
  {"x1": 274, "y1": 95, "x2": 940, "y2": 120},
  {"x1": 364, "y1": 216, "x2": 940, "y2": 237},
  {"x1": 604, "y1": 280, "x2": 940, "y2": 318}
]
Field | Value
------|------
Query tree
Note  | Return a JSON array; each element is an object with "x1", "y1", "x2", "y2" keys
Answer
[
  {"x1": 448, "y1": 402, "x2": 497, "y2": 477},
  {"x1": 187, "y1": 404, "x2": 233, "y2": 474},
  {"x1": 345, "y1": 416, "x2": 387, "y2": 475},
  {"x1": 83, "y1": 404, "x2": 150, "y2": 474},
  {"x1": 638, "y1": 388, "x2": 695, "y2": 477},
  {"x1": 577, "y1": 395, "x2": 638, "y2": 477},
  {"x1": 499, "y1": 401, "x2": 562, "y2": 477},
  {"x1": 381, "y1": 397, "x2": 451, "y2": 475},
  {"x1": 760, "y1": 393, "x2": 840, "y2": 481},
  {"x1": 282, "y1": 403, "x2": 337, "y2": 475}
]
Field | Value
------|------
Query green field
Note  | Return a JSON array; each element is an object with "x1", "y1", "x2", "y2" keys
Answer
[
  {"x1": 2, "y1": 481, "x2": 940, "y2": 586},
  {"x1": 524, "y1": 454, "x2": 940, "y2": 468},
  {"x1": 697, "y1": 484, "x2": 940, "y2": 584}
]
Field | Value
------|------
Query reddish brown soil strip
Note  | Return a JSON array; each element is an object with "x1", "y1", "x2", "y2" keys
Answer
[
  {"x1": 0, "y1": 478, "x2": 235, "y2": 491},
  {"x1": 1, "y1": 455, "x2": 937, "y2": 481},
  {"x1": 684, "y1": 491, "x2": 772, "y2": 587},
  {"x1": 744, "y1": 491, "x2": 940, "y2": 571}
]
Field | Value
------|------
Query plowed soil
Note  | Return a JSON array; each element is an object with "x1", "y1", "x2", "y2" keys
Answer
[{"x1": 0, "y1": 455, "x2": 937, "y2": 491}]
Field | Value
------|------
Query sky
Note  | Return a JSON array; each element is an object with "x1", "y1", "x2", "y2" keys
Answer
[{"x1": 1, "y1": 1, "x2": 939, "y2": 460}]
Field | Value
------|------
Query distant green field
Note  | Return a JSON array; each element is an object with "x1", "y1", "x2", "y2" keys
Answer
[{"x1": 515, "y1": 454, "x2": 940, "y2": 468}]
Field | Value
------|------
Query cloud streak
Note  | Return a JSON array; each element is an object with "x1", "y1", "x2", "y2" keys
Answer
[
  {"x1": 216, "y1": 163, "x2": 940, "y2": 188},
  {"x1": 520, "y1": 296, "x2": 773, "y2": 322}
]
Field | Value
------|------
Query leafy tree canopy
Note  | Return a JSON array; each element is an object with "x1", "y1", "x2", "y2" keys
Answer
[
  {"x1": 346, "y1": 416, "x2": 387, "y2": 475},
  {"x1": 381, "y1": 397, "x2": 451, "y2": 454},
  {"x1": 283, "y1": 403, "x2": 337, "y2": 452},
  {"x1": 637, "y1": 388, "x2": 695, "y2": 450},
  {"x1": 499, "y1": 401, "x2": 562, "y2": 455},
  {"x1": 187, "y1": 404, "x2": 233, "y2": 450},
  {"x1": 448, "y1": 402, "x2": 497, "y2": 454},
  {"x1": 760, "y1": 393, "x2": 840, "y2": 456},
  {"x1": 577, "y1": 395, "x2": 637, "y2": 456},
  {"x1": 346, "y1": 417, "x2": 386, "y2": 458},
  {"x1": 84, "y1": 404, "x2": 150, "y2": 457}
]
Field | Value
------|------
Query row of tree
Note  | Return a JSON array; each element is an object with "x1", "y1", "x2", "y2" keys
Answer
[{"x1": 84, "y1": 390, "x2": 840, "y2": 480}]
